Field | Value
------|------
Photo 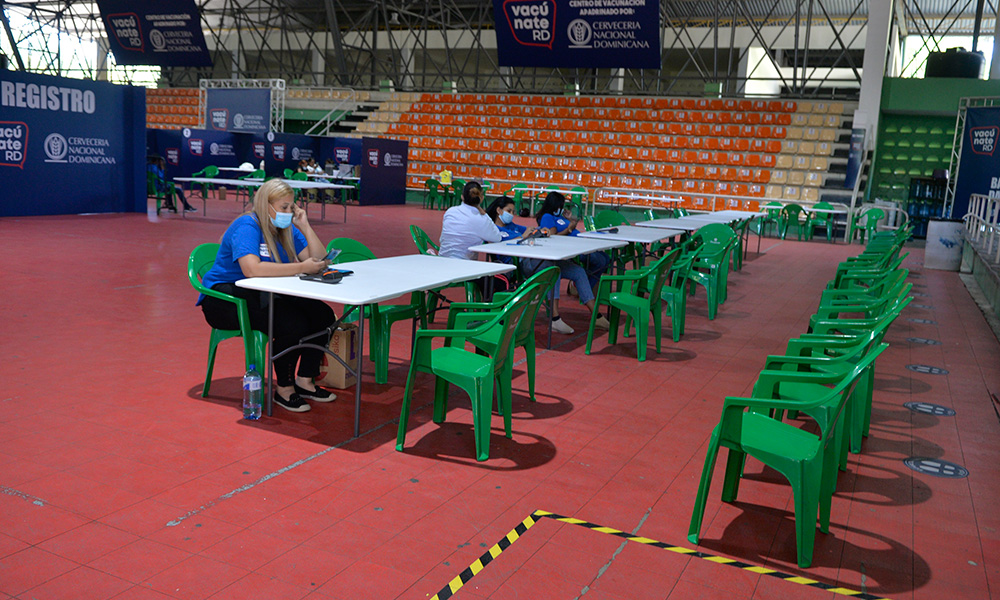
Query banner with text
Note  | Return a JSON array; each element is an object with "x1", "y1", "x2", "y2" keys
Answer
[
  {"x1": 319, "y1": 136, "x2": 363, "y2": 167},
  {"x1": 953, "y1": 106, "x2": 1000, "y2": 218},
  {"x1": 205, "y1": 89, "x2": 271, "y2": 133},
  {"x1": 359, "y1": 137, "x2": 409, "y2": 205},
  {"x1": 248, "y1": 131, "x2": 318, "y2": 174},
  {"x1": 1, "y1": 71, "x2": 145, "y2": 216},
  {"x1": 97, "y1": 0, "x2": 212, "y2": 67},
  {"x1": 493, "y1": 0, "x2": 660, "y2": 68}
]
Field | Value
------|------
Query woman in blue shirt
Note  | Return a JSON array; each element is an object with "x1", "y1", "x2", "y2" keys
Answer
[
  {"x1": 488, "y1": 196, "x2": 609, "y2": 334},
  {"x1": 198, "y1": 179, "x2": 337, "y2": 413},
  {"x1": 535, "y1": 191, "x2": 610, "y2": 311}
]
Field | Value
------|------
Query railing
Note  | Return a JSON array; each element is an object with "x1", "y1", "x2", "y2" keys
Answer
[
  {"x1": 302, "y1": 88, "x2": 359, "y2": 136},
  {"x1": 965, "y1": 194, "x2": 1000, "y2": 263}
]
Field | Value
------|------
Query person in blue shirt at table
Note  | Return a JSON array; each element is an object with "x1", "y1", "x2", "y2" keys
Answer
[
  {"x1": 488, "y1": 196, "x2": 609, "y2": 334},
  {"x1": 147, "y1": 155, "x2": 196, "y2": 212},
  {"x1": 198, "y1": 179, "x2": 337, "y2": 413},
  {"x1": 536, "y1": 191, "x2": 611, "y2": 313}
]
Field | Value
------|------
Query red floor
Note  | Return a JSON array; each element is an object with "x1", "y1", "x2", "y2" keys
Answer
[{"x1": 2, "y1": 198, "x2": 998, "y2": 600}]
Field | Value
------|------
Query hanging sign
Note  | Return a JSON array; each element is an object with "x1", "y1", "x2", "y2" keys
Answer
[
  {"x1": 97, "y1": 0, "x2": 212, "y2": 67},
  {"x1": 493, "y1": 0, "x2": 660, "y2": 68}
]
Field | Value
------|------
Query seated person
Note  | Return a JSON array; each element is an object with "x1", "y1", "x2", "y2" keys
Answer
[
  {"x1": 439, "y1": 181, "x2": 510, "y2": 296},
  {"x1": 324, "y1": 158, "x2": 336, "y2": 174},
  {"x1": 197, "y1": 179, "x2": 337, "y2": 413},
  {"x1": 147, "y1": 156, "x2": 195, "y2": 212},
  {"x1": 488, "y1": 197, "x2": 609, "y2": 333},
  {"x1": 536, "y1": 191, "x2": 610, "y2": 298}
]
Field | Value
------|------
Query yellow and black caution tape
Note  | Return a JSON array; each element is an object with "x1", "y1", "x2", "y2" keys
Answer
[{"x1": 429, "y1": 509, "x2": 894, "y2": 600}]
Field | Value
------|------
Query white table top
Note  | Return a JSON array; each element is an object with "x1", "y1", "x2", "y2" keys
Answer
[
  {"x1": 599, "y1": 193, "x2": 682, "y2": 204},
  {"x1": 236, "y1": 255, "x2": 514, "y2": 305},
  {"x1": 635, "y1": 218, "x2": 709, "y2": 232},
  {"x1": 175, "y1": 177, "x2": 353, "y2": 190},
  {"x1": 308, "y1": 173, "x2": 361, "y2": 181},
  {"x1": 471, "y1": 234, "x2": 627, "y2": 261},
  {"x1": 577, "y1": 225, "x2": 684, "y2": 244},
  {"x1": 217, "y1": 166, "x2": 254, "y2": 173},
  {"x1": 709, "y1": 210, "x2": 768, "y2": 219}
]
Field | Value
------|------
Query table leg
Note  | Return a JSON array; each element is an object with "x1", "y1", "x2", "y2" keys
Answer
[
  {"x1": 266, "y1": 292, "x2": 275, "y2": 417},
  {"x1": 354, "y1": 306, "x2": 366, "y2": 438}
]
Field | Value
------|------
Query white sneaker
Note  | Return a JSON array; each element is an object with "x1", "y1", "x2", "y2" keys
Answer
[
  {"x1": 594, "y1": 315, "x2": 611, "y2": 329},
  {"x1": 551, "y1": 317, "x2": 574, "y2": 334}
]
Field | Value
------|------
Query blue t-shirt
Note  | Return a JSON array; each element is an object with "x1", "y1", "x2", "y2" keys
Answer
[
  {"x1": 497, "y1": 222, "x2": 526, "y2": 241},
  {"x1": 539, "y1": 213, "x2": 578, "y2": 236},
  {"x1": 198, "y1": 214, "x2": 308, "y2": 304}
]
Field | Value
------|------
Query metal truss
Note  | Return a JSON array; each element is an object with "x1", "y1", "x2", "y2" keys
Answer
[
  {"x1": 2, "y1": 1, "x2": 996, "y2": 98},
  {"x1": 199, "y1": 78, "x2": 286, "y2": 132}
]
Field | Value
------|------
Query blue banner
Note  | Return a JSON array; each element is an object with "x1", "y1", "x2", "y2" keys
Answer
[
  {"x1": 845, "y1": 128, "x2": 866, "y2": 189},
  {"x1": 248, "y1": 132, "x2": 319, "y2": 176},
  {"x1": 493, "y1": 0, "x2": 660, "y2": 68},
  {"x1": 319, "y1": 136, "x2": 363, "y2": 166},
  {"x1": 1, "y1": 71, "x2": 145, "y2": 216},
  {"x1": 205, "y1": 89, "x2": 271, "y2": 133},
  {"x1": 147, "y1": 127, "x2": 244, "y2": 181},
  {"x1": 360, "y1": 137, "x2": 409, "y2": 205},
  {"x1": 97, "y1": 0, "x2": 212, "y2": 67},
  {"x1": 953, "y1": 107, "x2": 1000, "y2": 218}
]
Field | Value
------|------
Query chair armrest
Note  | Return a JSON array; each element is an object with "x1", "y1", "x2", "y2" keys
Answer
[{"x1": 752, "y1": 369, "x2": 842, "y2": 402}]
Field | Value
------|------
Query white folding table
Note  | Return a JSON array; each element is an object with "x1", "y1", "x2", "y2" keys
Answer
[
  {"x1": 577, "y1": 225, "x2": 685, "y2": 244},
  {"x1": 470, "y1": 235, "x2": 627, "y2": 347},
  {"x1": 237, "y1": 255, "x2": 514, "y2": 437},
  {"x1": 174, "y1": 176, "x2": 353, "y2": 221},
  {"x1": 635, "y1": 217, "x2": 711, "y2": 231}
]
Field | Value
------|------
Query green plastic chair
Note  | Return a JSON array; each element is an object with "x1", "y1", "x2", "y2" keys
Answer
[
  {"x1": 508, "y1": 183, "x2": 528, "y2": 215},
  {"x1": 396, "y1": 280, "x2": 546, "y2": 461},
  {"x1": 582, "y1": 215, "x2": 596, "y2": 231},
  {"x1": 450, "y1": 178, "x2": 467, "y2": 208},
  {"x1": 447, "y1": 266, "x2": 560, "y2": 403},
  {"x1": 686, "y1": 224, "x2": 737, "y2": 319},
  {"x1": 729, "y1": 217, "x2": 751, "y2": 271},
  {"x1": 849, "y1": 207, "x2": 886, "y2": 244},
  {"x1": 806, "y1": 202, "x2": 834, "y2": 242},
  {"x1": 780, "y1": 204, "x2": 807, "y2": 240},
  {"x1": 188, "y1": 243, "x2": 268, "y2": 397},
  {"x1": 586, "y1": 249, "x2": 681, "y2": 361},
  {"x1": 656, "y1": 241, "x2": 702, "y2": 341},
  {"x1": 409, "y1": 224, "x2": 477, "y2": 320},
  {"x1": 688, "y1": 344, "x2": 887, "y2": 568},
  {"x1": 237, "y1": 169, "x2": 265, "y2": 209},
  {"x1": 424, "y1": 179, "x2": 444, "y2": 209},
  {"x1": 190, "y1": 165, "x2": 219, "y2": 199},
  {"x1": 594, "y1": 210, "x2": 640, "y2": 269},
  {"x1": 147, "y1": 171, "x2": 177, "y2": 215},
  {"x1": 594, "y1": 210, "x2": 629, "y2": 229},
  {"x1": 757, "y1": 201, "x2": 783, "y2": 237},
  {"x1": 327, "y1": 238, "x2": 425, "y2": 385}
]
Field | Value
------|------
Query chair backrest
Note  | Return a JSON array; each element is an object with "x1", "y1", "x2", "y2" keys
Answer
[
  {"x1": 425, "y1": 179, "x2": 440, "y2": 195},
  {"x1": 673, "y1": 207, "x2": 690, "y2": 217},
  {"x1": 291, "y1": 172, "x2": 308, "y2": 181},
  {"x1": 491, "y1": 281, "x2": 550, "y2": 377},
  {"x1": 582, "y1": 215, "x2": 596, "y2": 231},
  {"x1": 818, "y1": 344, "x2": 889, "y2": 442},
  {"x1": 764, "y1": 201, "x2": 782, "y2": 217},
  {"x1": 861, "y1": 208, "x2": 885, "y2": 230},
  {"x1": 693, "y1": 223, "x2": 737, "y2": 257},
  {"x1": 647, "y1": 248, "x2": 681, "y2": 300},
  {"x1": 452, "y1": 179, "x2": 467, "y2": 196},
  {"x1": 327, "y1": 238, "x2": 377, "y2": 263},
  {"x1": 513, "y1": 266, "x2": 560, "y2": 346},
  {"x1": 205, "y1": 165, "x2": 219, "y2": 178},
  {"x1": 781, "y1": 204, "x2": 805, "y2": 220},
  {"x1": 410, "y1": 224, "x2": 440, "y2": 255},
  {"x1": 510, "y1": 182, "x2": 526, "y2": 201},
  {"x1": 188, "y1": 243, "x2": 221, "y2": 292},
  {"x1": 594, "y1": 209, "x2": 629, "y2": 229},
  {"x1": 146, "y1": 171, "x2": 159, "y2": 195}
]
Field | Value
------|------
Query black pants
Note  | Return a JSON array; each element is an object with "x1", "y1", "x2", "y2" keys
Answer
[{"x1": 201, "y1": 283, "x2": 336, "y2": 386}]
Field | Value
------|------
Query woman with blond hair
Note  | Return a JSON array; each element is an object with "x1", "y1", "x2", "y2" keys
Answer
[{"x1": 198, "y1": 179, "x2": 337, "y2": 412}]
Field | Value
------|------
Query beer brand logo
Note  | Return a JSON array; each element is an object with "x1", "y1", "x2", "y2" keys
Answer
[
  {"x1": 209, "y1": 142, "x2": 219, "y2": 155},
  {"x1": 291, "y1": 147, "x2": 300, "y2": 160},
  {"x1": 233, "y1": 113, "x2": 245, "y2": 128},
  {"x1": 44, "y1": 133, "x2": 68, "y2": 162},
  {"x1": 150, "y1": 29, "x2": 166, "y2": 50},
  {"x1": 503, "y1": 0, "x2": 555, "y2": 49},
  {"x1": 567, "y1": 19, "x2": 591, "y2": 47}
]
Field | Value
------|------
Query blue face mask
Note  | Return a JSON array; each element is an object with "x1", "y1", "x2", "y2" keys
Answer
[
  {"x1": 500, "y1": 211, "x2": 514, "y2": 224},
  {"x1": 270, "y1": 210, "x2": 293, "y2": 229}
]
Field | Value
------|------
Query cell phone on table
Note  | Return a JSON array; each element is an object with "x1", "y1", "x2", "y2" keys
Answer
[{"x1": 324, "y1": 247, "x2": 342, "y2": 262}]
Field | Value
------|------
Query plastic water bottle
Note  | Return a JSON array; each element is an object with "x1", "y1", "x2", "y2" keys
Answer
[{"x1": 243, "y1": 365, "x2": 262, "y2": 420}]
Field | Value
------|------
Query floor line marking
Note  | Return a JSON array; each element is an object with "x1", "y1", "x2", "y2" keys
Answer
[
  {"x1": 573, "y1": 506, "x2": 652, "y2": 599},
  {"x1": 1, "y1": 485, "x2": 46, "y2": 506},
  {"x1": 428, "y1": 510, "x2": 896, "y2": 600}
]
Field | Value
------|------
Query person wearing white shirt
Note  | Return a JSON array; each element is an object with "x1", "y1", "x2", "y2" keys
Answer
[
  {"x1": 439, "y1": 181, "x2": 510, "y2": 297},
  {"x1": 439, "y1": 182, "x2": 502, "y2": 259}
]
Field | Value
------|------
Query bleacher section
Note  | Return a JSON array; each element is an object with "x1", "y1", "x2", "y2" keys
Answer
[
  {"x1": 360, "y1": 93, "x2": 853, "y2": 212},
  {"x1": 146, "y1": 88, "x2": 200, "y2": 130}
]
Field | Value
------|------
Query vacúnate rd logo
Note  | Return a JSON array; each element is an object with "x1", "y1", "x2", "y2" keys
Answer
[
  {"x1": 106, "y1": 13, "x2": 143, "y2": 51},
  {"x1": 209, "y1": 108, "x2": 228, "y2": 130},
  {"x1": 970, "y1": 126, "x2": 998, "y2": 155},
  {"x1": 0, "y1": 122, "x2": 28, "y2": 168},
  {"x1": 503, "y1": 0, "x2": 556, "y2": 48}
]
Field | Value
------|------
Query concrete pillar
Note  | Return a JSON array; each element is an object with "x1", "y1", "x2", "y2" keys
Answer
[
  {"x1": 95, "y1": 38, "x2": 109, "y2": 82},
  {"x1": 610, "y1": 68, "x2": 624, "y2": 94},
  {"x1": 400, "y1": 46, "x2": 415, "y2": 90},
  {"x1": 311, "y1": 49, "x2": 325, "y2": 86},
  {"x1": 854, "y1": 0, "x2": 894, "y2": 145},
  {"x1": 230, "y1": 50, "x2": 244, "y2": 79},
  {"x1": 500, "y1": 66, "x2": 513, "y2": 91},
  {"x1": 731, "y1": 47, "x2": 749, "y2": 96}
]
